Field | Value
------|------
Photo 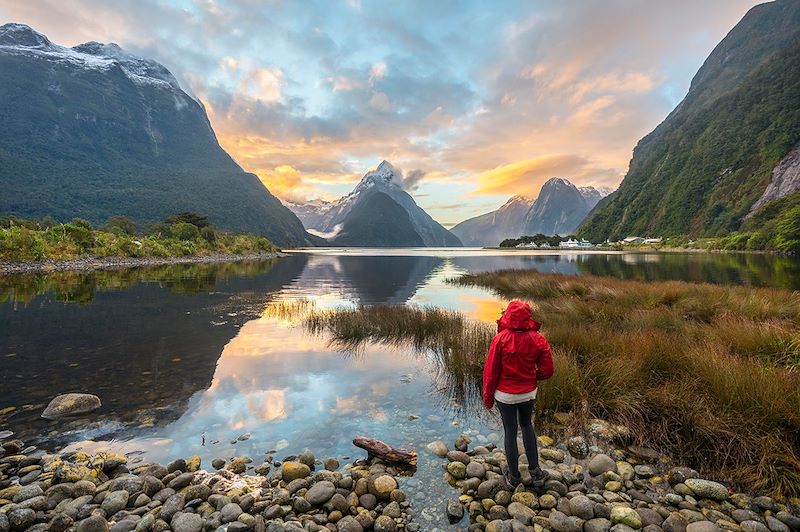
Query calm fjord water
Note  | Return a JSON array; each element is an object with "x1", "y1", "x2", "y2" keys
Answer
[{"x1": 1, "y1": 248, "x2": 798, "y2": 528}]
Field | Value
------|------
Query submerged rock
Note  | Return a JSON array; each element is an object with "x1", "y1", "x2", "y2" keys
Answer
[{"x1": 41, "y1": 393, "x2": 102, "y2": 419}]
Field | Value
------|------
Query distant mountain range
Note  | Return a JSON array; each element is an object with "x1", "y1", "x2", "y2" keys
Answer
[
  {"x1": 580, "y1": 0, "x2": 800, "y2": 244},
  {"x1": 451, "y1": 178, "x2": 612, "y2": 247},
  {"x1": 0, "y1": 23, "x2": 317, "y2": 247},
  {"x1": 286, "y1": 161, "x2": 461, "y2": 247}
]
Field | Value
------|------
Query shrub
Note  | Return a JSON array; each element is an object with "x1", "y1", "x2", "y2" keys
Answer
[
  {"x1": 170, "y1": 222, "x2": 201, "y2": 241},
  {"x1": 102, "y1": 216, "x2": 138, "y2": 235}
]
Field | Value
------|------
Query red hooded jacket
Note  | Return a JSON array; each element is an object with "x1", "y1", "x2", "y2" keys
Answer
[{"x1": 482, "y1": 300, "x2": 554, "y2": 409}]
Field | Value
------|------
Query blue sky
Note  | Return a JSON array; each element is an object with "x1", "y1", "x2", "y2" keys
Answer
[{"x1": 0, "y1": 0, "x2": 761, "y2": 224}]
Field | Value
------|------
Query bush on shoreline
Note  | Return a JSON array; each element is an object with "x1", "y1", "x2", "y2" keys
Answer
[
  {"x1": 0, "y1": 213, "x2": 278, "y2": 261},
  {"x1": 304, "y1": 271, "x2": 800, "y2": 497}
]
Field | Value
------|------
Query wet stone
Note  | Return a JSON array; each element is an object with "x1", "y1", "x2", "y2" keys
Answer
[
  {"x1": 76, "y1": 515, "x2": 109, "y2": 532},
  {"x1": 589, "y1": 454, "x2": 618, "y2": 476},
  {"x1": 447, "y1": 499, "x2": 465, "y2": 522},
  {"x1": 466, "y1": 461, "x2": 485, "y2": 478},
  {"x1": 170, "y1": 512, "x2": 203, "y2": 532},
  {"x1": 684, "y1": 479, "x2": 728, "y2": 501},
  {"x1": 740, "y1": 522, "x2": 770, "y2": 532},
  {"x1": 550, "y1": 510, "x2": 582, "y2": 532},
  {"x1": 687, "y1": 522, "x2": 722, "y2": 532},
  {"x1": 586, "y1": 518, "x2": 614, "y2": 532}
]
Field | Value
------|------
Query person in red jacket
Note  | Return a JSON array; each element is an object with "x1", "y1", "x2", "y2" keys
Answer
[{"x1": 483, "y1": 299, "x2": 554, "y2": 488}]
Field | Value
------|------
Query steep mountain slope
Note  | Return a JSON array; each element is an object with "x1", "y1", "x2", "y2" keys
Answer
[
  {"x1": 523, "y1": 178, "x2": 593, "y2": 236},
  {"x1": 0, "y1": 23, "x2": 317, "y2": 247},
  {"x1": 329, "y1": 192, "x2": 425, "y2": 247},
  {"x1": 579, "y1": 0, "x2": 800, "y2": 241},
  {"x1": 450, "y1": 196, "x2": 534, "y2": 247},
  {"x1": 286, "y1": 161, "x2": 462, "y2": 247}
]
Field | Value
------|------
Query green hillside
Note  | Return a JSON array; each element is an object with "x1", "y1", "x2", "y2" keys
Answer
[{"x1": 579, "y1": 0, "x2": 800, "y2": 243}]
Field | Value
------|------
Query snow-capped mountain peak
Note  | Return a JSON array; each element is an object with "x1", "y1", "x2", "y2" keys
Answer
[
  {"x1": 355, "y1": 160, "x2": 402, "y2": 191},
  {"x1": 0, "y1": 23, "x2": 183, "y2": 92},
  {"x1": 0, "y1": 23, "x2": 53, "y2": 49}
]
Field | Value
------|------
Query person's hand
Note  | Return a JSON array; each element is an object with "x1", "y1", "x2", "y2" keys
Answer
[{"x1": 483, "y1": 398, "x2": 494, "y2": 410}]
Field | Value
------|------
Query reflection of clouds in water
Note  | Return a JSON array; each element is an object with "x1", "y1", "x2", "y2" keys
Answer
[
  {"x1": 133, "y1": 312, "x2": 431, "y2": 462},
  {"x1": 246, "y1": 390, "x2": 287, "y2": 422}
]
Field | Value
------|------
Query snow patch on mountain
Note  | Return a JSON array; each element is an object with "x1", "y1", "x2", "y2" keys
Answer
[{"x1": 0, "y1": 23, "x2": 185, "y2": 94}]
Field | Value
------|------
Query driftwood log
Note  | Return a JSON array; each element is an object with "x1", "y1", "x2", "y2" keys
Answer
[{"x1": 352, "y1": 437, "x2": 417, "y2": 467}]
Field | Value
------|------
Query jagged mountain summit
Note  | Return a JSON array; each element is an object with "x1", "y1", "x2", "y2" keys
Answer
[
  {"x1": 524, "y1": 177, "x2": 595, "y2": 236},
  {"x1": 0, "y1": 23, "x2": 317, "y2": 247},
  {"x1": 450, "y1": 179, "x2": 612, "y2": 246},
  {"x1": 579, "y1": 0, "x2": 800, "y2": 242},
  {"x1": 286, "y1": 161, "x2": 462, "y2": 247}
]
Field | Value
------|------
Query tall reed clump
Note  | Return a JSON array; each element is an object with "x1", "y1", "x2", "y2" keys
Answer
[{"x1": 305, "y1": 271, "x2": 800, "y2": 497}]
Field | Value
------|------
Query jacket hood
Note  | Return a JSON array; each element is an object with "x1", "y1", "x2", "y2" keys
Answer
[{"x1": 497, "y1": 300, "x2": 541, "y2": 332}]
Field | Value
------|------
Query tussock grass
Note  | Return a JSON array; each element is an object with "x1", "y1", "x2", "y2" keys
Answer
[{"x1": 305, "y1": 271, "x2": 800, "y2": 497}]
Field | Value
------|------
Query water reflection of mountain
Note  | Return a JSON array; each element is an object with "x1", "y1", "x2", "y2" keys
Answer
[
  {"x1": 295, "y1": 254, "x2": 443, "y2": 304},
  {"x1": 450, "y1": 254, "x2": 582, "y2": 275},
  {"x1": 0, "y1": 255, "x2": 307, "y2": 442}
]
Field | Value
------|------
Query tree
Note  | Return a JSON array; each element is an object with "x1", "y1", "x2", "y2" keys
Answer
[
  {"x1": 103, "y1": 216, "x2": 139, "y2": 235},
  {"x1": 170, "y1": 222, "x2": 201, "y2": 241},
  {"x1": 166, "y1": 212, "x2": 210, "y2": 228}
]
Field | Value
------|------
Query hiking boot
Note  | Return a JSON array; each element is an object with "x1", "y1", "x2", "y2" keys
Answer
[
  {"x1": 529, "y1": 466, "x2": 548, "y2": 488},
  {"x1": 501, "y1": 464, "x2": 521, "y2": 489}
]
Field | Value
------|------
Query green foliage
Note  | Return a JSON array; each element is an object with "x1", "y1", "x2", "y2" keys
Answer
[
  {"x1": 0, "y1": 214, "x2": 278, "y2": 261},
  {"x1": 71, "y1": 218, "x2": 93, "y2": 230},
  {"x1": 166, "y1": 211, "x2": 210, "y2": 228},
  {"x1": 102, "y1": 216, "x2": 138, "y2": 235},
  {"x1": 170, "y1": 222, "x2": 201, "y2": 241},
  {"x1": 579, "y1": 7, "x2": 800, "y2": 241},
  {"x1": 774, "y1": 203, "x2": 800, "y2": 253}
]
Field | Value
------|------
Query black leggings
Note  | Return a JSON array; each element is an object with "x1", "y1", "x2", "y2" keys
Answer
[{"x1": 496, "y1": 399, "x2": 539, "y2": 478}]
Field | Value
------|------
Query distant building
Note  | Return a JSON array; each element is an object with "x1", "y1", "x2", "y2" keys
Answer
[
  {"x1": 559, "y1": 239, "x2": 593, "y2": 248},
  {"x1": 516, "y1": 242, "x2": 538, "y2": 248},
  {"x1": 623, "y1": 236, "x2": 645, "y2": 244},
  {"x1": 643, "y1": 237, "x2": 663, "y2": 244}
]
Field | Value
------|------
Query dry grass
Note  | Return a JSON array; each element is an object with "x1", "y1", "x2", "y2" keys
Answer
[{"x1": 304, "y1": 271, "x2": 800, "y2": 497}]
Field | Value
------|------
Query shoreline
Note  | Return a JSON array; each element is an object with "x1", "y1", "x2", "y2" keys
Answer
[
  {"x1": 1, "y1": 423, "x2": 798, "y2": 531},
  {"x1": 0, "y1": 252, "x2": 287, "y2": 275}
]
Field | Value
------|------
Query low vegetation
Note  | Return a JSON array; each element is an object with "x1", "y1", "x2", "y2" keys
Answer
[
  {"x1": 304, "y1": 271, "x2": 800, "y2": 497},
  {"x1": 0, "y1": 212, "x2": 278, "y2": 262}
]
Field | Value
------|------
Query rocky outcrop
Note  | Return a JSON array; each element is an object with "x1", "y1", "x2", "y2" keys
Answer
[{"x1": 748, "y1": 142, "x2": 800, "y2": 216}]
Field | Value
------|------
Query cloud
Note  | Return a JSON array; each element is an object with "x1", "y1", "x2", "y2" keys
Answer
[
  {"x1": 0, "y1": 0, "x2": 761, "y2": 223},
  {"x1": 402, "y1": 169, "x2": 426, "y2": 191},
  {"x1": 474, "y1": 155, "x2": 612, "y2": 197}
]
